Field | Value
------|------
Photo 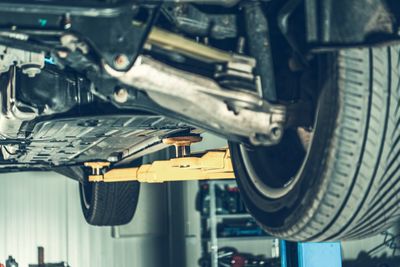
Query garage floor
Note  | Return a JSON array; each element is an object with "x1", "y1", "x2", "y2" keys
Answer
[{"x1": 1, "y1": 171, "x2": 400, "y2": 267}]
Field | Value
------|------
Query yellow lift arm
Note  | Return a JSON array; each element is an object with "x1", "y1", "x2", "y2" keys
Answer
[{"x1": 85, "y1": 149, "x2": 235, "y2": 183}]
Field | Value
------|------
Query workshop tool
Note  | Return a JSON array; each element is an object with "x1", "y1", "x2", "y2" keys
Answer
[
  {"x1": 84, "y1": 133, "x2": 236, "y2": 183},
  {"x1": 162, "y1": 135, "x2": 203, "y2": 157},
  {"x1": 5, "y1": 256, "x2": 17, "y2": 267},
  {"x1": 29, "y1": 247, "x2": 69, "y2": 267},
  {"x1": 85, "y1": 148, "x2": 234, "y2": 183}
]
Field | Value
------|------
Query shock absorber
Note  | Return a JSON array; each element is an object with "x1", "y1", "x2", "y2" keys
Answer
[{"x1": 243, "y1": 1, "x2": 277, "y2": 102}]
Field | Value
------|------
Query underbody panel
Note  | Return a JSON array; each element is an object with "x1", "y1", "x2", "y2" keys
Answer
[{"x1": 6, "y1": 115, "x2": 188, "y2": 167}]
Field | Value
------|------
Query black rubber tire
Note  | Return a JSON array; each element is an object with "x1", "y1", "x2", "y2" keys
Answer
[
  {"x1": 79, "y1": 176, "x2": 140, "y2": 226},
  {"x1": 230, "y1": 46, "x2": 400, "y2": 241}
]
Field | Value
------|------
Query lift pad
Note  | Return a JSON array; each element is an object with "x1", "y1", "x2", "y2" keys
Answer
[{"x1": 85, "y1": 149, "x2": 235, "y2": 183}]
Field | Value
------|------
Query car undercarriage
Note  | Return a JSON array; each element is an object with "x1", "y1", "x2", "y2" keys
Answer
[
  {"x1": 0, "y1": 0, "x2": 396, "y2": 170},
  {"x1": 1, "y1": 0, "x2": 400, "y2": 241}
]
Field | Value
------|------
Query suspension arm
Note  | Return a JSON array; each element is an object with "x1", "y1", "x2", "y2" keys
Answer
[{"x1": 105, "y1": 55, "x2": 287, "y2": 146}]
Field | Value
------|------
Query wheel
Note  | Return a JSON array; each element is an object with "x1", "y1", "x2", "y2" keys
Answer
[
  {"x1": 79, "y1": 167, "x2": 140, "y2": 226},
  {"x1": 230, "y1": 46, "x2": 400, "y2": 241}
]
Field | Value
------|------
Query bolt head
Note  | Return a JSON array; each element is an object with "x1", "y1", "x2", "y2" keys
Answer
[
  {"x1": 22, "y1": 66, "x2": 41, "y2": 78},
  {"x1": 113, "y1": 54, "x2": 130, "y2": 70},
  {"x1": 57, "y1": 51, "x2": 68, "y2": 58},
  {"x1": 114, "y1": 88, "x2": 129, "y2": 103},
  {"x1": 271, "y1": 127, "x2": 283, "y2": 140},
  {"x1": 107, "y1": 156, "x2": 119, "y2": 162}
]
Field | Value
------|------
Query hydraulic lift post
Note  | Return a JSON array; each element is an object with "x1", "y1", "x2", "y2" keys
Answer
[{"x1": 85, "y1": 148, "x2": 235, "y2": 183}]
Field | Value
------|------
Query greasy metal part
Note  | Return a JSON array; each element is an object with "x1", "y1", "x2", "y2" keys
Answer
[
  {"x1": 145, "y1": 27, "x2": 259, "y2": 103},
  {"x1": 0, "y1": 67, "x2": 38, "y2": 139},
  {"x1": 105, "y1": 56, "x2": 286, "y2": 146},
  {"x1": 0, "y1": 52, "x2": 191, "y2": 166},
  {"x1": 0, "y1": 45, "x2": 45, "y2": 77},
  {"x1": 184, "y1": 0, "x2": 240, "y2": 6},
  {"x1": 60, "y1": 34, "x2": 89, "y2": 55},
  {"x1": 277, "y1": 0, "x2": 308, "y2": 66},
  {"x1": 0, "y1": 2, "x2": 158, "y2": 71},
  {"x1": 161, "y1": 4, "x2": 237, "y2": 39},
  {"x1": 87, "y1": 149, "x2": 235, "y2": 183},
  {"x1": 162, "y1": 135, "x2": 203, "y2": 157},
  {"x1": 0, "y1": 0, "x2": 241, "y2": 16},
  {"x1": 113, "y1": 87, "x2": 129, "y2": 103},
  {"x1": 18, "y1": 66, "x2": 94, "y2": 115},
  {"x1": 305, "y1": 0, "x2": 398, "y2": 47},
  {"x1": 244, "y1": 1, "x2": 277, "y2": 102},
  {"x1": 0, "y1": 1, "x2": 130, "y2": 17},
  {"x1": 146, "y1": 27, "x2": 255, "y2": 66}
]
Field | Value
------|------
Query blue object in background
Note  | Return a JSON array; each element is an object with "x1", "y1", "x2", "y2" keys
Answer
[
  {"x1": 297, "y1": 242, "x2": 342, "y2": 267},
  {"x1": 280, "y1": 240, "x2": 288, "y2": 267},
  {"x1": 44, "y1": 57, "x2": 55, "y2": 65}
]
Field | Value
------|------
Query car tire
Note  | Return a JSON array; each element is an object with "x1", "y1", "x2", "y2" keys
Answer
[
  {"x1": 78, "y1": 165, "x2": 140, "y2": 226},
  {"x1": 230, "y1": 46, "x2": 400, "y2": 241}
]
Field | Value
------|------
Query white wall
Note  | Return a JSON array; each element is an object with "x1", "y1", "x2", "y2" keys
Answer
[
  {"x1": 0, "y1": 172, "x2": 167, "y2": 267},
  {"x1": 0, "y1": 172, "x2": 68, "y2": 266}
]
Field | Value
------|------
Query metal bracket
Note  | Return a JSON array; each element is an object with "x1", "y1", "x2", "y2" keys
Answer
[
  {"x1": 84, "y1": 161, "x2": 110, "y2": 176},
  {"x1": 162, "y1": 135, "x2": 203, "y2": 157},
  {"x1": 105, "y1": 54, "x2": 286, "y2": 146},
  {"x1": 146, "y1": 27, "x2": 254, "y2": 65},
  {"x1": 86, "y1": 148, "x2": 235, "y2": 183}
]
